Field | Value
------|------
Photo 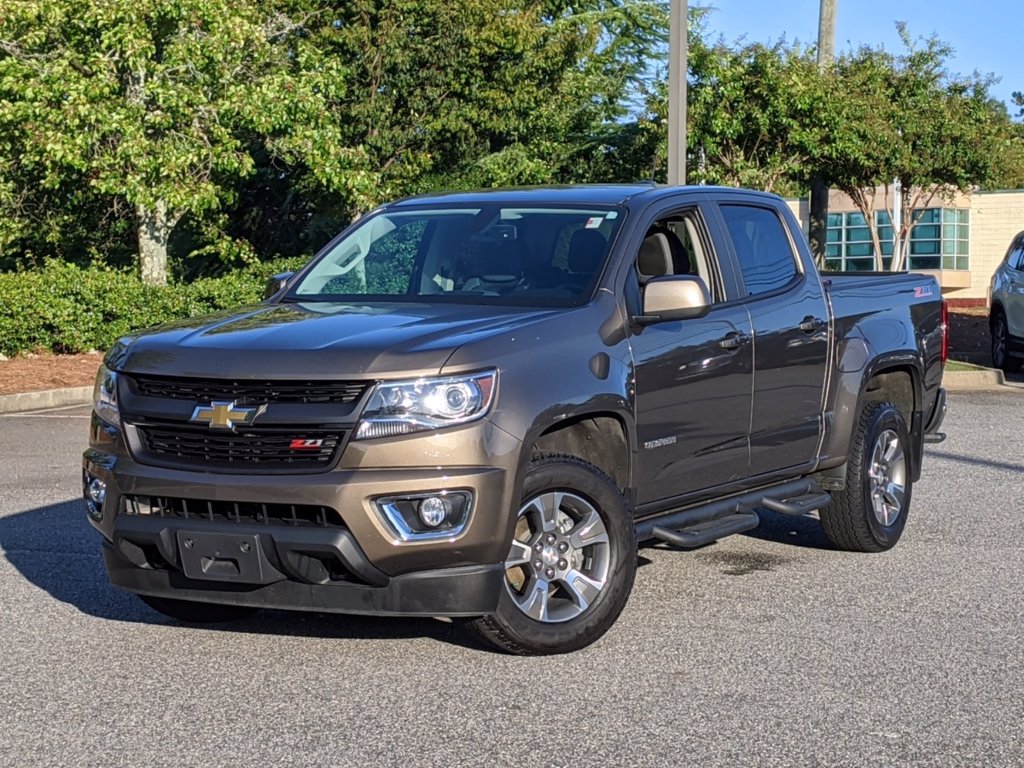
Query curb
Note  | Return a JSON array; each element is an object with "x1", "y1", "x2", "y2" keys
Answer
[
  {"x1": 943, "y1": 369, "x2": 1014, "y2": 391},
  {"x1": 0, "y1": 386, "x2": 93, "y2": 414}
]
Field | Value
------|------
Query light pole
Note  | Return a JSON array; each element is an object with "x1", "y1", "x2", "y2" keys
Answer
[
  {"x1": 667, "y1": 0, "x2": 687, "y2": 186},
  {"x1": 809, "y1": 0, "x2": 837, "y2": 264}
]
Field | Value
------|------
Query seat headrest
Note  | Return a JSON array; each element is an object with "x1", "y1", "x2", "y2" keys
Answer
[
  {"x1": 568, "y1": 229, "x2": 607, "y2": 274},
  {"x1": 638, "y1": 232, "x2": 673, "y2": 283}
]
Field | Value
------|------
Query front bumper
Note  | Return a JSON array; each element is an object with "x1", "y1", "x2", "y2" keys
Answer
[
  {"x1": 84, "y1": 413, "x2": 523, "y2": 617},
  {"x1": 103, "y1": 539, "x2": 504, "y2": 617}
]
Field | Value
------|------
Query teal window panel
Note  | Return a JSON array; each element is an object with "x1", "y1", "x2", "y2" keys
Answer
[{"x1": 909, "y1": 255, "x2": 940, "y2": 269}]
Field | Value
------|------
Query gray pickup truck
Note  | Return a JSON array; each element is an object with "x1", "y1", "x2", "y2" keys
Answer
[{"x1": 83, "y1": 185, "x2": 947, "y2": 654}]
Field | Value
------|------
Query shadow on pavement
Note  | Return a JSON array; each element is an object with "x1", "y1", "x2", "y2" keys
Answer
[
  {"x1": 0, "y1": 498, "x2": 491, "y2": 651},
  {"x1": 742, "y1": 508, "x2": 834, "y2": 550}
]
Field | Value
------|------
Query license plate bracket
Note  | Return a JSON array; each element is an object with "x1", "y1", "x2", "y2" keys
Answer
[{"x1": 176, "y1": 531, "x2": 264, "y2": 584}]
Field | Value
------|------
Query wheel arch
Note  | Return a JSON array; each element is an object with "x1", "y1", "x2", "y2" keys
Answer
[
  {"x1": 518, "y1": 405, "x2": 635, "y2": 508},
  {"x1": 818, "y1": 356, "x2": 924, "y2": 489},
  {"x1": 854, "y1": 360, "x2": 924, "y2": 482}
]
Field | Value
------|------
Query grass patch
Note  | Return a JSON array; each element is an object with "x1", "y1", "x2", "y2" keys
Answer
[{"x1": 946, "y1": 360, "x2": 993, "y2": 372}]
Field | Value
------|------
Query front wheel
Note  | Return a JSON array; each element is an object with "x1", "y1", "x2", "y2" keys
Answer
[
  {"x1": 468, "y1": 455, "x2": 636, "y2": 655},
  {"x1": 820, "y1": 401, "x2": 912, "y2": 552}
]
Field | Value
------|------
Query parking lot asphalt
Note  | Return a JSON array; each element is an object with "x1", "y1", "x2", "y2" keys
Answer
[{"x1": 1, "y1": 393, "x2": 1022, "y2": 767}]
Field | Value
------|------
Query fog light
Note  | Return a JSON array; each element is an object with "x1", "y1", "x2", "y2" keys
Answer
[
  {"x1": 88, "y1": 477, "x2": 107, "y2": 506},
  {"x1": 83, "y1": 472, "x2": 107, "y2": 521},
  {"x1": 375, "y1": 491, "x2": 473, "y2": 541},
  {"x1": 418, "y1": 496, "x2": 451, "y2": 528}
]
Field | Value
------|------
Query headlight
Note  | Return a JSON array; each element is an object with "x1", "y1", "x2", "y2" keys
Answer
[
  {"x1": 93, "y1": 364, "x2": 120, "y2": 427},
  {"x1": 355, "y1": 370, "x2": 497, "y2": 440}
]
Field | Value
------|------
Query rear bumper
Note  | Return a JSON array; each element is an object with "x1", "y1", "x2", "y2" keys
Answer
[{"x1": 103, "y1": 537, "x2": 504, "y2": 617}]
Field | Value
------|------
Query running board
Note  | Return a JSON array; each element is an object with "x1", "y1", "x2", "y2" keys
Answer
[
  {"x1": 760, "y1": 491, "x2": 832, "y2": 516},
  {"x1": 653, "y1": 508, "x2": 760, "y2": 549},
  {"x1": 635, "y1": 477, "x2": 832, "y2": 545}
]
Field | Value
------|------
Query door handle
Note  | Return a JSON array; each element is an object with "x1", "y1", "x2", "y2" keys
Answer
[
  {"x1": 799, "y1": 316, "x2": 823, "y2": 333},
  {"x1": 719, "y1": 332, "x2": 747, "y2": 350}
]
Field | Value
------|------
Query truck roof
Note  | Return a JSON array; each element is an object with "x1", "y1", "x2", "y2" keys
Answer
[{"x1": 387, "y1": 184, "x2": 779, "y2": 209}]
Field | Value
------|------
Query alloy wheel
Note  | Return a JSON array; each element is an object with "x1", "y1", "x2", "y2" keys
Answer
[
  {"x1": 867, "y1": 428, "x2": 907, "y2": 527},
  {"x1": 503, "y1": 491, "x2": 611, "y2": 623}
]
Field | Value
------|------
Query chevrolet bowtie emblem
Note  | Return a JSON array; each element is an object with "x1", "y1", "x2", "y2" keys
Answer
[{"x1": 190, "y1": 401, "x2": 266, "y2": 430}]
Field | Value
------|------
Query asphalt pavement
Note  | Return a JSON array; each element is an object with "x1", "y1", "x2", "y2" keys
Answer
[{"x1": 1, "y1": 394, "x2": 1022, "y2": 767}]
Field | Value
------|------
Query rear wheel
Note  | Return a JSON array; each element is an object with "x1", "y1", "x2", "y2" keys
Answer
[
  {"x1": 469, "y1": 455, "x2": 636, "y2": 655},
  {"x1": 991, "y1": 311, "x2": 1023, "y2": 372},
  {"x1": 139, "y1": 594, "x2": 259, "y2": 623},
  {"x1": 820, "y1": 401, "x2": 912, "y2": 552}
]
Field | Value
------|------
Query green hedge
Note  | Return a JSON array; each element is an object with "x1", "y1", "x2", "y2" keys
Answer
[{"x1": 0, "y1": 258, "x2": 308, "y2": 357}]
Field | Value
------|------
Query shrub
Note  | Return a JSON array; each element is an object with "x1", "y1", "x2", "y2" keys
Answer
[{"x1": 0, "y1": 257, "x2": 308, "y2": 356}]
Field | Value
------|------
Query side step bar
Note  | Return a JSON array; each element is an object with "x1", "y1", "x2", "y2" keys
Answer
[
  {"x1": 653, "y1": 507, "x2": 759, "y2": 549},
  {"x1": 761, "y1": 491, "x2": 832, "y2": 516},
  {"x1": 637, "y1": 478, "x2": 831, "y2": 548}
]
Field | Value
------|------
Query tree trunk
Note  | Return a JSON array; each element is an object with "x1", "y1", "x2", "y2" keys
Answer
[{"x1": 136, "y1": 201, "x2": 177, "y2": 286}]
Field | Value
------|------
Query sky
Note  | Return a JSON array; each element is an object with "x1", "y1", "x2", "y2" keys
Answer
[{"x1": 699, "y1": 0, "x2": 1022, "y2": 114}]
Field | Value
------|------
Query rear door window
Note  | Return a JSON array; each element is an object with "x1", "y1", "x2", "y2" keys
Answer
[{"x1": 719, "y1": 205, "x2": 799, "y2": 297}]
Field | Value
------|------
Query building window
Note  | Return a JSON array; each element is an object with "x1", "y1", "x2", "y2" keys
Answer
[{"x1": 825, "y1": 208, "x2": 969, "y2": 272}]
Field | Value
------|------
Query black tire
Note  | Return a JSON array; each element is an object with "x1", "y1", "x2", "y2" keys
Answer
[
  {"x1": 991, "y1": 311, "x2": 1024, "y2": 373},
  {"x1": 820, "y1": 401, "x2": 913, "y2": 553},
  {"x1": 468, "y1": 454, "x2": 637, "y2": 655},
  {"x1": 138, "y1": 594, "x2": 259, "y2": 623}
]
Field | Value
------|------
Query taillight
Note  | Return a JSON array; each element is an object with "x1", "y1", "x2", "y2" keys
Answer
[{"x1": 940, "y1": 299, "x2": 949, "y2": 364}]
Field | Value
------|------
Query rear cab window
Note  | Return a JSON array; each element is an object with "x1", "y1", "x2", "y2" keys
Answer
[{"x1": 718, "y1": 204, "x2": 800, "y2": 297}]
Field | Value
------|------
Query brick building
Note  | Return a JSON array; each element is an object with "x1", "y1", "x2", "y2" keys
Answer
[{"x1": 786, "y1": 188, "x2": 1024, "y2": 305}]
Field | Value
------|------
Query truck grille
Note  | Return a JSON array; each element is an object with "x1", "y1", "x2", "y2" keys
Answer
[
  {"x1": 129, "y1": 374, "x2": 368, "y2": 405},
  {"x1": 137, "y1": 424, "x2": 342, "y2": 469},
  {"x1": 123, "y1": 495, "x2": 344, "y2": 527}
]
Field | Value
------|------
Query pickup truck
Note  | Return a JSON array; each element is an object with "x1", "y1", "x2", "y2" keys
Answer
[{"x1": 83, "y1": 185, "x2": 948, "y2": 655}]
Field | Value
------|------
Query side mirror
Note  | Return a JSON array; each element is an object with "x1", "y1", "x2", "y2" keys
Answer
[
  {"x1": 264, "y1": 271, "x2": 295, "y2": 300},
  {"x1": 634, "y1": 275, "x2": 711, "y2": 325}
]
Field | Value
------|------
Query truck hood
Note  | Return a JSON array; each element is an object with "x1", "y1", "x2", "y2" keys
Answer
[{"x1": 107, "y1": 301, "x2": 560, "y2": 379}]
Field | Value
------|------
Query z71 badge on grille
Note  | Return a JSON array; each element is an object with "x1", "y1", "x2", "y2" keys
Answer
[{"x1": 190, "y1": 401, "x2": 266, "y2": 430}]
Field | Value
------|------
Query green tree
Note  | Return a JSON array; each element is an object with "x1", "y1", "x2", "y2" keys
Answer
[
  {"x1": 286, "y1": 0, "x2": 667, "y2": 193},
  {"x1": 0, "y1": 0, "x2": 369, "y2": 284},
  {"x1": 818, "y1": 27, "x2": 1012, "y2": 270},
  {"x1": 687, "y1": 37, "x2": 826, "y2": 195}
]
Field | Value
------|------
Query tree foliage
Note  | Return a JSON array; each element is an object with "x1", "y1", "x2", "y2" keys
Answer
[
  {"x1": 1, "y1": 3, "x2": 1023, "y2": 282},
  {"x1": 687, "y1": 36, "x2": 826, "y2": 194},
  {"x1": 0, "y1": 0, "x2": 666, "y2": 282},
  {"x1": 817, "y1": 27, "x2": 1015, "y2": 270},
  {"x1": 0, "y1": 0, "x2": 373, "y2": 283}
]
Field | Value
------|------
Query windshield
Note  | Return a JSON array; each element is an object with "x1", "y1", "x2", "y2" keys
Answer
[{"x1": 288, "y1": 204, "x2": 623, "y2": 306}]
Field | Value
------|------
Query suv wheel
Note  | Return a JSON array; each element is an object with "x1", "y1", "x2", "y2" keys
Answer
[
  {"x1": 468, "y1": 455, "x2": 636, "y2": 655},
  {"x1": 819, "y1": 401, "x2": 912, "y2": 552},
  {"x1": 991, "y1": 311, "x2": 1023, "y2": 372}
]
